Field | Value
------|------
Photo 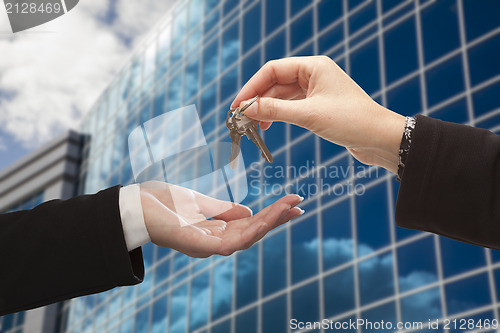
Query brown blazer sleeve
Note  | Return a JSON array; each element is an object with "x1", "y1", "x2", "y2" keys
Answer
[
  {"x1": 0, "y1": 185, "x2": 144, "y2": 316},
  {"x1": 396, "y1": 114, "x2": 500, "y2": 249}
]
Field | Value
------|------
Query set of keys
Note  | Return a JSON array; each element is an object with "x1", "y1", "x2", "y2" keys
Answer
[{"x1": 226, "y1": 96, "x2": 273, "y2": 169}]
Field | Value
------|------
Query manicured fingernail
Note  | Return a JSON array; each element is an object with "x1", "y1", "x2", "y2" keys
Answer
[
  {"x1": 242, "y1": 99, "x2": 258, "y2": 117},
  {"x1": 297, "y1": 208, "x2": 305, "y2": 215},
  {"x1": 298, "y1": 195, "x2": 305, "y2": 202}
]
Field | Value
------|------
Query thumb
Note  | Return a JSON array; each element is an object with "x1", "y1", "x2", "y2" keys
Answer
[{"x1": 240, "y1": 97, "x2": 308, "y2": 127}]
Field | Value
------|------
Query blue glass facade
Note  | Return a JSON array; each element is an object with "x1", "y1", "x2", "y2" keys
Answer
[{"x1": 59, "y1": 0, "x2": 500, "y2": 332}]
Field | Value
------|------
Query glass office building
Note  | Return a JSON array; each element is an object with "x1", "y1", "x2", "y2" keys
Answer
[
  {"x1": 0, "y1": 131, "x2": 82, "y2": 333},
  {"x1": 57, "y1": 0, "x2": 500, "y2": 332}
]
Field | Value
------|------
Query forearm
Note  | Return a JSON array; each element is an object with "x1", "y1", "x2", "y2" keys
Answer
[
  {"x1": 396, "y1": 115, "x2": 500, "y2": 250},
  {"x1": 0, "y1": 186, "x2": 144, "y2": 316}
]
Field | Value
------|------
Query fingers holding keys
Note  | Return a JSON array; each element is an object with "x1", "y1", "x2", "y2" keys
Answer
[
  {"x1": 231, "y1": 57, "x2": 315, "y2": 108},
  {"x1": 236, "y1": 96, "x2": 312, "y2": 129},
  {"x1": 237, "y1": 82, "x2": 308, "y2": 131}
]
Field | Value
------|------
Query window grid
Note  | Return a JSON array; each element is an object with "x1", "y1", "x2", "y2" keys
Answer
[{"x1": 62, "y1": 0, "x2": 500, "y2": 332}]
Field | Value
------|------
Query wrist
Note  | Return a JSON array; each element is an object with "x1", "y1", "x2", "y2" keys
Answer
[
  {"x1": 371, "y1": 108, "x2": 406, "y2": 173},
  {"x1": 119, "y1": 184, "x2": 151, "y2": 251},
  {"x1": 348, "y1": 106, "x2": 405, "y2": 174}
]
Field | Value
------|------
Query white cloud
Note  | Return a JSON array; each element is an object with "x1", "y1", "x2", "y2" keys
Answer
[
  {"x1": 0, "y1": 0, "x2": 175, "y2": 149},
  {"x1": 0, "y1": 137, "x2": 6, "y2": 151}
]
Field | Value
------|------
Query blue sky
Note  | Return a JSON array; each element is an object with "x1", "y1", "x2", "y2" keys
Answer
[{"x1": 0, "y1": 0, "x2": 175, "y2": 172}]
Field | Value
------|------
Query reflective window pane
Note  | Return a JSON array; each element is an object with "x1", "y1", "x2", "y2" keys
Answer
[
  {"x1": 293, "y1": 42, "x2": 314, "y2": 57},
  {"x1": 151, "y1": 296, "x2": 168, "y2": 333},
  {"x1": 397, "y1": 236, "x2": 438, "y2": 292},
  {"x1": 440, "y1": 237, "x2": 486, "y2": 278},
  {"x1": 360, "y1": 301, "x2": 397, "y2": 332},
  {"x1": 153, "y1": 90, "x2": 166, "y2": 117},
  {"x1": 265, "y1": 30, "x2": 286, "y2": 61},
  {"x1": 265, "y1": 122, "x2": 286, "y2": 155},
  {"x1": 322, "y1": 198, "x2": 353, "y2": 270},
  {"x1": 212, "y1": 319, "x2": 231, "y2": 333},
  {"x1": 349, "y1": 1, "x2": 376, "y2": 35},
  {"x1": 120, "y1": 316, "x2": 134, "y2": 333},
  {"x1": 426, "y1": 54, "x2": 464, "y2": 108},
  {"x1": 243, "y1": 2, "x2": 261, "y2": 51},
  {"x1": 204, "y1": 8, "x2": 219, "y2": 38},
  {"x1": 263, "y1": 231, "x2": 287, "y2": 296},
  {"x1": 212, "y1": 258, "x2": 234, "y2": 320},
  {"x1": 184, "y1": 55, "x2": 200, "y2": 103},
  {"x1": 242, "y1": 48, "x2": 261, "y2": 83},
  {"x1": 236, "y1": 245, "x2": 258, "y2": 308},
  {"x1": 468, "y1": 34, "x2": 500, "y2": 86},
  {"x1": 205, "y1": 0, "x2": 218, "y2": 14},
  {"x1": 135, "y1": 306, "x2": 150, "y2": 333},
  {"x1": 464, "y1": 0, "x2": 500, "y2": 41},
  {"x1": 358, "y1": 251, "x2": 394, "y2": 305},
  {"x1": 190, "y1": 272, "x2": 209, "y2": 331},
  {"x1": 168, "y1": 71, "x2": 184, "y2": 110},
  {"x1": 220, "y1": 67, "x2": 238, "y2": 103},
  {"x1": 222, "y1": 21, "x2": 240, "y2": 68},
  {"x1": 187, "y1": 25, "x2": 202, "y2": 52},
  {"x1": 421, "y1": 0, "x2": 460, "y2": 64},
  {"x1": 172, "y1": 6, "x2": 187, "y2": 48},
  {"x1": 445, "y1": 273, "x2": 491, "y2": 315},
  {"x1": 384, "y1": 17, "x2": 418, "y2": 84},
  {"x1": 401, "y1": 287, "x2": 441, "y2": 323},
  {"x1": 291, "y1": 217, "x2": 319, "y2": 283},
  {"x1": 386, "y1": 76, "x2": 421, "y2": 116},
  {"x1": 236, "y1": 308, "x2": 258, "y2": 333},
  {"x1": 292, "y1": 281, "x2": 319, "y2": 323},
  {"x1": 169, "y1": 283, "x2": 188, "y2": 333},
  {"x1": 188, "y1": 0, "x2": 203, "y2": 29},
  {"x1": 473, "y1": 81, "x2": 500, "y2": 118},
  {"x1": 317, "y1": 0, "x2": 342, "y2": 31},
  {"x1": 356, "y1": 183, "x2": 390, "y2": 256},
  {"x1": 323, "y1": 267, "x2": 355, "y2": 318},
  {"x1": 200, "y1": 84, "x2": 217, "y2": 117},
  {"x1": 350, "y1": 39, "x2": 380, "y2": 95},
  {"x1": 291, "y1": 10, "x2": 313, "y2": 51},
  {"x1": 202, "y1": 37, "x2": 219, "y2": 85},
  {"x1": 265, "y1": 0, "x2": 285, "y2": 35},
  {"x1": 319, "y1": 24, "x2": 343, "y2": 54},
  {"x1": 174, "y1": 253, "x2": 190, "y2": 272},
  {"x1": 292, "y1": 0, "x2": 312, "y2": 16},
  {"x1": 431, "y1": 97, "x2": 468, "y2": 124},
  {"x1": 291, "y1": 135, "x2": 315, "y2": 166},
  {"x1": 223, "y1": 0, "x2": 238, "y2": 17}
]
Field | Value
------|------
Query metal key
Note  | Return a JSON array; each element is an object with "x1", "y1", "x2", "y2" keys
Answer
[
  {"x1": 228, "y1": 125, "x2": 242, "y2": 169},
  {"x1": 226, "y1": 97, "x2": 273, "y2": 169}
]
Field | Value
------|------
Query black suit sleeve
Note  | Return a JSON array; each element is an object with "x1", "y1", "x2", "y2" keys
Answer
[
  {"x1": 396, "y1": 114, "x2": 500, "y2": 250},
  {"x1": 0, "y1": 185, "x2": 144, "y2": 316}
]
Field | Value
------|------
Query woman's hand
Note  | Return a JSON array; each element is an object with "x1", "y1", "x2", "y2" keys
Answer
[
  {"x1": 232, "y1": 56, "x2": 406, "y2": 174},
  {"x1": 140, "y1": 181, "x2": 304, "y2": 258}
]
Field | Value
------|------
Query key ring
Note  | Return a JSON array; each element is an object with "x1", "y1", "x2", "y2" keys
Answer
[
  {"x1": 226, "y1": 96, "x2": 259, "y2": 131},
  {"x1": 238, "y1": 96, "x2": 259, "y2": 114}
]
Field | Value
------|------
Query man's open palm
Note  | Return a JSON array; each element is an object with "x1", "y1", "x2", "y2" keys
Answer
[{"x1": 140, "y1": 181, "x2": 304, "y2": 257}]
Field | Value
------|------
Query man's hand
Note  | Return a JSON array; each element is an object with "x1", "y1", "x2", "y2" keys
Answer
[{"x1": 140, "y1": 181, "x2": 304, "y2": 258}]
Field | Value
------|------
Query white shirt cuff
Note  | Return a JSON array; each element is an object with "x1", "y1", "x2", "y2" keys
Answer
[{"x1": 119, "y1": 184, "x2": 151, "y2": 251}]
